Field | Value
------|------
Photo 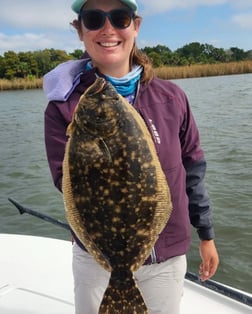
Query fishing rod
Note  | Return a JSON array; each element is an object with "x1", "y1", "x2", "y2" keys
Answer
[
  {"x1": 8, "y1": 197, "x2": 71, "y2": 231},
  {"x1": 8, "y1": 197, "x2": 252, "y2": 307}
]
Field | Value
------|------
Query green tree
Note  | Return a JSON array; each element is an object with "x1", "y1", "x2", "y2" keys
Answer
[
  {"x1": 229, "y1": 47, "x2": 247, "y2": 61},
  {"x1": 152, "y1": 44, "x2": 172, "y2": 55},
  {"x1": 2, "y1": 51, "x2": 20, "y2": 79},
  {"x1": 176, "y1": 42, "x2": 205, "y2": 62},
  {"x1": 49, "y1": 49, "x2": 72, "y2": 63},
  {"x1": 16, "y1": 51, "x2": 39, "y2": 77},
  {"x1": 0, "y1": 43, "x2": 251, "y2": 80},
  {"x1": 148, "y1": 51, "x2": 163, "y2": 67},
  {"x1": 70, "y1": 49, "x2": 84, "y2": 59},
  {"x1": 209, "y1": 47, "x2": 227, "y2": 62},
  {"x1": 33, "y1": 50, "x2": 51, "y2": 77},
  {"x1": 247, "y1": 50, "x2": 252, "y2": 60},
  {"x1": 0, "y1": 56, "x2": 4, "y2": 78}
]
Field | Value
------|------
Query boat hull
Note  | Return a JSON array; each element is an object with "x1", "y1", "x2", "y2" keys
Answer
[{"x1": 0, "y1": 234, "x2": 251, "y2": 314}]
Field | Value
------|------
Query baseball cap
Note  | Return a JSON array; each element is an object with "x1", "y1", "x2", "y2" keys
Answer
[{"x1": 71, "y1": 0, "x2": 138, "y2": 14}]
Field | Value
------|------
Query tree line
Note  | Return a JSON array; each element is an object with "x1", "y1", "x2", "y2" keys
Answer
[{"x1": 0, "y1": 42, "x2": 251, "y2": 80}]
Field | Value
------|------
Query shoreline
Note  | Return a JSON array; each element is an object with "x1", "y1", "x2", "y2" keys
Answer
[{"x1": 1, "y1": 61, "x2": 252, "y2": 91}]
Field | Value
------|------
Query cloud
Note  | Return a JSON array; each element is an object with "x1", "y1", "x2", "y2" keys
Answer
[
  {"x1": 2, "y1": 0, "x2": 252, "y2": 32},
  {"x1": 138, "y1": 0, "x2": 252, "y2": 14},
  {"x1": 232, "y1": 13, "x2": 252, "y2": 29},
  {"x1": 1, "y1": 0, "x2": 251, "y2": 54},
  {"x1": 0, "y1": 0, "x2": 82, "y2": 55},
  {"x1": 0, "y1": 33, "x2": 51, "y2": 53},
  {"x1": 138, "y1": 0, "x2": 226, "y2": 14},
  {"x1": 0, "y1": 32, "x2": 82, "y2": 56},
  {"x1": 0, "y1": 0, "x2": 76, "y2": 30},
  {"x1": 230, "y1": 0, "x2": 252, "y2": 9}
]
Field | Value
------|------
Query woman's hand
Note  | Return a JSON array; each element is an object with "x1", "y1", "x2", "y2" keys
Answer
[{"x1": 199, "y1": 239, "x2": 219, "y2": 281}]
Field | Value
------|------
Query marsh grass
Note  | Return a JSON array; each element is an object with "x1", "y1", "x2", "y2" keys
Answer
[
  {"x1": 0, "y1": 77, "x2": 43, "y2": 91},
  {"x1": 1, "y1": 61, "x2": 252, "y2": 91},
  {"x1": 154, "y1": 61, "x2": 252, "y2": 80}
]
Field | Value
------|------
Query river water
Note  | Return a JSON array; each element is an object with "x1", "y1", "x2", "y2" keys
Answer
[{"x1": 0, "y1": 74, "x2": 251, "y2": 294}]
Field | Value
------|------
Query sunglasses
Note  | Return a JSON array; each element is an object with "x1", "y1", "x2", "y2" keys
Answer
[{"x1": 80, "y1": 9, "x2": 135, "y2": 31}]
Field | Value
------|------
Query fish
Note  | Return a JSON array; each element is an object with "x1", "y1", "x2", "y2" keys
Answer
[{"x1": 62, "y1": 77, "x2": 172, "y2": 313}]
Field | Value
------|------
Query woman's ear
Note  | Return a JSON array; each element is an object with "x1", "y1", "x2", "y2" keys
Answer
[
  {"x1": 71, "y1": 19, "x2": 84, "y2": 41},
  {"x1": 134, "y1": 16, "x2": 142, "y2": 37}
]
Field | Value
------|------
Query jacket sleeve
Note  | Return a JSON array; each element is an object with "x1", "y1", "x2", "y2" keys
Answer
[
  {"x1": 185, "y1": 157, "x2": 215, "y2": 240},
  {"x1": 44, "y1": 101, "x2": 69, "y2": 192},
  {"x1": 178, "y1": 92, "x2": 215, "y2": 240}
]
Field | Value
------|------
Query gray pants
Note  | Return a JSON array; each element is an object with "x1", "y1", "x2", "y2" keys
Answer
[{"x1": 73, "y1": 243, "x2": 186, "y2": 314}]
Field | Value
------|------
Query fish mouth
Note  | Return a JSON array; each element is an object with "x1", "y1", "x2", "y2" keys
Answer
[
  {"x1": 77, "y1": 78, "x2": 121, "y2": 136},
  {"x1": 84, "y1": 78, "x2": 119, "y2": 102},
  {"x1": 85, "y1": 78, "x2": 107, "y2": 96}
]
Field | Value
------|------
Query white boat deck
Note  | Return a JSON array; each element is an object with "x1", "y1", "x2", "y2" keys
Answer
[{"x1": 0, "y1": 234, "x2": 251, "y2": 314}]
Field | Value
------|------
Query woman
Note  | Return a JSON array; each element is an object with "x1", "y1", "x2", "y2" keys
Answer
[{"x1": 43, "y1": 0, "x2": 219, "y2": 313}]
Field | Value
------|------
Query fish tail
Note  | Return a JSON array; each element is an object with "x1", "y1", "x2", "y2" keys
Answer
[{"x1": 99, "y1": 269, "x2": 148, "y2": 314}]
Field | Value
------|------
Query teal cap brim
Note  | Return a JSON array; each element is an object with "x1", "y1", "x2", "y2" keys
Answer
[{"x1": 71, "y1": 0, "x2": 138, "y2": 14}]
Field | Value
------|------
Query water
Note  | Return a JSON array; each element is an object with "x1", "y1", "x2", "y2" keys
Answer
[{"x1": 0, "y1": 74, "x2": 251, "y2": 294}]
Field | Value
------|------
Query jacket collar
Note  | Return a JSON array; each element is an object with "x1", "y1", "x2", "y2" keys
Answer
[{"x1": 43, "y1": 59, "x2": 89, "y2": 102}]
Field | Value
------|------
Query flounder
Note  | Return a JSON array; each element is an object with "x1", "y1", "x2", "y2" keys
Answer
[{"x1": 62, "y1": 77, "x2": 172, "y2": 313}]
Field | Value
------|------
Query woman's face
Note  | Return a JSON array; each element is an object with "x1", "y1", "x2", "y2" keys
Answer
[{"x1": 77, "y1": 0, "x2": 141, "y2": 77}]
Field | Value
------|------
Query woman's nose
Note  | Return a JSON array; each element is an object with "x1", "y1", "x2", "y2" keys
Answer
[{"x1": 101, "y1": 16, "x2": 115, "y2": 32}]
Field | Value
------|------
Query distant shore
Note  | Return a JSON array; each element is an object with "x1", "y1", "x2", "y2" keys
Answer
[
  {"x1": 1, "y1": 61, "x2": 252, "y2": 91},
  {"x1": 0, "y1": 77, "x2": 43, "y2": 91},
  {"x1": 154, "y1": 60, "x2": 252, "y2": 80}
]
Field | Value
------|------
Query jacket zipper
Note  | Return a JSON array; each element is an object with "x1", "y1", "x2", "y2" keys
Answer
[{"x1": 150, "y1": 247, "x2": 157, "y2": 264}]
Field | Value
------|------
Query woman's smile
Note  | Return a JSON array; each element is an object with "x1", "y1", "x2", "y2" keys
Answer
[{"x1": 98, "y1": 41, "x2": 121, "y2": 48}]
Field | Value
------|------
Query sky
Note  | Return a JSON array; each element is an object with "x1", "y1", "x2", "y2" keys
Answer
[{"x1": 0, "y1": 0, "x2": 252, "y2": 56}]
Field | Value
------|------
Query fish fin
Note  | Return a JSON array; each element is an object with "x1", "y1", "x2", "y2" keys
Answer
[{"x1": 99, "y1": 269, "x2": 148, "y2": 314}]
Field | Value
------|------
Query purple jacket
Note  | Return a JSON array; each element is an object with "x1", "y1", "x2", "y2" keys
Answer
[{"x1": 44, "y1": 61, "x2": 214, "y2": 264}]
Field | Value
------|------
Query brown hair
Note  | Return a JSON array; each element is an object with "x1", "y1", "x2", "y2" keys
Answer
[
  {"x1": 71, "y1": 16, "x2": 154, "y2": 84},
  {"x1": 130, "y1": 42, "x2": 154, "y2": 83}
]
